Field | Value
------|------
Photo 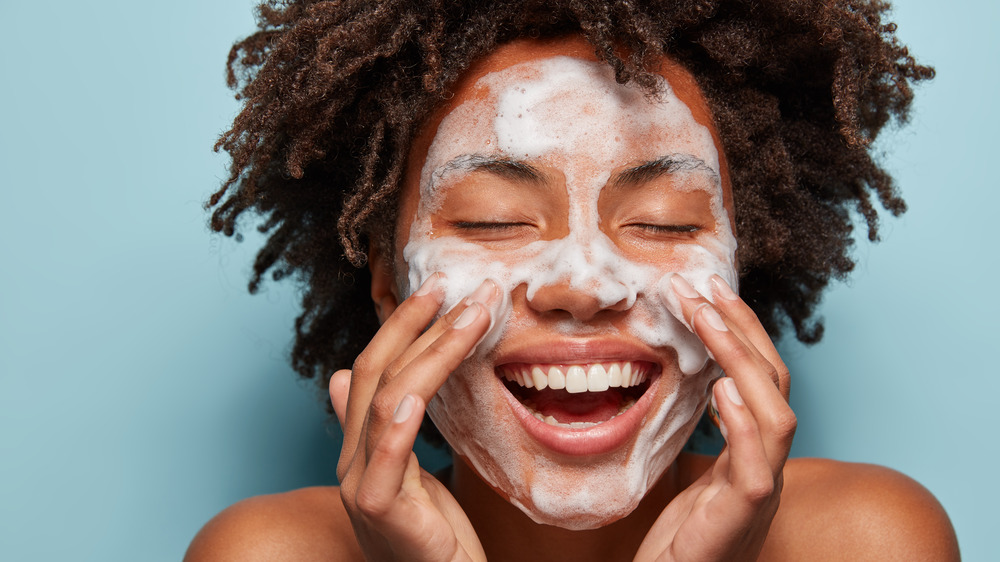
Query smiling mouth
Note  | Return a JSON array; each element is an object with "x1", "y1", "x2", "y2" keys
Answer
[{"x1": 498, "y1": 362, "x2": 656, "y2": 428}]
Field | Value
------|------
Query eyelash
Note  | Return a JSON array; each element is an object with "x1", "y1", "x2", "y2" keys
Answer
[
  {"x1": 452, "y1": 222, "x2": 700, "y2": 235},
  {"x1": 453, "y1": 221, "x2": 531, "y2": 231},
  {"x1": 632, "y1": 224, "x2": 700, "y2": 234}
]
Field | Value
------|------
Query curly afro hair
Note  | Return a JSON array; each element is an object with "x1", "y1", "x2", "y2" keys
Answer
[{"x1": 209, "y1": 0, "x2": 932, "y2": 404}]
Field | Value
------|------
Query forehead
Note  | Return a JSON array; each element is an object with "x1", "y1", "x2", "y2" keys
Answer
[{"x1": 400, "y1": 36, "x2": 732, "y2": 220}]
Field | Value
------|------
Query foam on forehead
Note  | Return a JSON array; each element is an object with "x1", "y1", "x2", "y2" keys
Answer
[
  {"x1": 418, "y1": 57, "x2": 720, "y2": 202},
  {"x1": 486, "y1": 56, "x2": 719, "y2": 170}
]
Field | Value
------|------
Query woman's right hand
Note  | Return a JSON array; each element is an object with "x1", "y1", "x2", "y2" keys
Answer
[{"x1": 330, "y1": 274, "x2": 496, "y2": 562}]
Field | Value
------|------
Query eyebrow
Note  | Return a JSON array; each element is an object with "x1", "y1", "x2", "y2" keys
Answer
[
  {"x1": 468, "y1": 157, "x2": 545, "y2": 183},
  {"x1": 610, "y1": 154, "x2": 718, "y2": 189},
  {"x1": 427, "y1": 154, "x2": 546, "y2": 195}
]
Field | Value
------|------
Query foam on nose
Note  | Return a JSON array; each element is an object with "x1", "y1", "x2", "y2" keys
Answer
[{"x1": 522, "y1": 231, "x2": 636, "y2": 310}]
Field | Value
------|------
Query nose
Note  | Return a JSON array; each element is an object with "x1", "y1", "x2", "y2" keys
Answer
[
  {"x1": 527, "y1": 281, "x2": 630, "y2": 321},
  {"x1": 522, "y1": 233, "x2": 636, "y2": 321}
]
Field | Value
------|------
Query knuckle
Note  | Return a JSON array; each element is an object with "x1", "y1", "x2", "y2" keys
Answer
[
  {"x1": 731, "y1": 423, "x2": 760, "y2": 445},
  {"x1": 375, "y1": 363, "x2": 400, "y2": 393},
  {"x1": 742, "y1": 477, "x2": 775, "y2": 503},
  {"x1": 427, "y1": 339, "x2": 468, "y2": 372},
  {"x1": 384, "y1": 359, "x2": 405, "y2": 381},
  {"x1": 354, "y1": 484, "x2": 392, "y2": 518},
  {"x1": 368, "y1": 392, "x2": 398, "y2": 424},
  {"x1": 726, "y1": 343, "x2": 754, "y2": 364},
  {"x1": 424, "y1": 339, "x2": 454, "y2": 362},
  {"x1": 370, "y1": 429, "x2": 398, "y2": 459},
  {"x1": 762, "y1": 365, "x2": 779, "y2": 386},
  {"x1": 769, "y1": 409, "x2": 798, "y2": 438},
  {"x1": 352, "y1": 353, "x2": 374, "y2": 376}
]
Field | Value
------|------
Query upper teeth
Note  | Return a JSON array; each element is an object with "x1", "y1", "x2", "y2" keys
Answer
[{"x1": 500, "y1": 362, "x2": 648, "y2": 393}]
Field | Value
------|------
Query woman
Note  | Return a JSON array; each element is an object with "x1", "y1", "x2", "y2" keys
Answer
[{"x1": 187, "y1": 1, "x2": 958, "y2": 559}]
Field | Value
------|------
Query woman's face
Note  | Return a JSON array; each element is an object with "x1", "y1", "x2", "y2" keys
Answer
[{"x1": 387, "y1": 37, "x2": 738, "y2": 530}]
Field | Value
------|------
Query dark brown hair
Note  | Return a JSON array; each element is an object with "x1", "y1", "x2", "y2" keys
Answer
[{"x1": 210, "y1": 0, "x2": 932, "y2": 403}]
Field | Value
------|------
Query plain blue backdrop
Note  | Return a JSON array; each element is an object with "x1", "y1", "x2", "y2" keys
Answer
[{"x1": 1, "y1": 0, "x2": 996, "y2": 559}]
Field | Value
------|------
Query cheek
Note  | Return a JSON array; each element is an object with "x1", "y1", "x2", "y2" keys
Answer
[
  {"x1": 403, "y1": 234, "x2": 527, "y2": 354},
  {"x1": 404, "y1": 235, "x2": 521, "y2": 297}
]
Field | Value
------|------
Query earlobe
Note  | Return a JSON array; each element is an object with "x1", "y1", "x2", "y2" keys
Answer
[{"x1": 369, "y1": 242, "x2": 399, "y2": 324}]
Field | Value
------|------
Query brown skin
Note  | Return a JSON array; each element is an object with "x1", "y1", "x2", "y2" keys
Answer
[
  {"x1": 186, "y1": 39, "x2": 959, "y2": 562},
  {"x1": 184, "y1": 459, "x2": 959, "y2": 561}
]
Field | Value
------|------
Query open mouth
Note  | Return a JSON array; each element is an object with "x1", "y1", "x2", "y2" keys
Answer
[{"x1": 498, "y1": 362, "x2": 657, "y2": 428}]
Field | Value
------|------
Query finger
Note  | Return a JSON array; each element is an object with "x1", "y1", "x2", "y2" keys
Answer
[
  {"x1": 345, "y1": 273, "x2": 447, "y2": 434},
  {"x1": 343, "y1": 280, "x2": 497, "y2": 468},
  {"x1": 666, "y1": 275, "x2": 786, "y2": 416},
  {"x1": 330, "y1": 369, "x2": 351, "y2": 427},
  {"x1": 710, "y1": 275, "x2": 790, "y2": 400},
  {"x1": 665, "y1": 275, "x2": 795, "y2": 471},
  {"x1": 341, "y1": 273, "x2": 449, "y2": 466},
  {"x1": 354, "y1": 394, "x2": 426, "y2": 521},
  {"x1": 353, "y1": 395, "x2": 470, "y2": 562},
  {"x1": 376, "y1": 279, "x2": 500, "y2": 396},
  {"x1": 666, "y1": 275, "x2": 773, "y2": 394},
  {"x1": 332, "y1": 368, "x2": 362, "y2": 481},
  {"x1": 363, "y1": 302, "x2": 493, "y2": 458},
  {"x1": 665, "y1": 275, "x2": 765, "y2": 369},
  {"x1": 668, "y1": 382, "x2": 777, "y2": 562},
  {"x1": 692, "y1": 304, "x2": 796, "y2": 472},
  {"x1": 713, "y1": 378, "x2": 775, "y2": 495}
]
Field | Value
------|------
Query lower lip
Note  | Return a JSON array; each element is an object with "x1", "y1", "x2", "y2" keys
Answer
[{"x1": 498, "y1": 373, "x2": 660, "y2": 456}]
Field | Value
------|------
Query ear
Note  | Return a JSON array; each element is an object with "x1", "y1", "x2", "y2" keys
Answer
[{"x1": 369, "y1": 241, "x2": 399, "y2": 324}]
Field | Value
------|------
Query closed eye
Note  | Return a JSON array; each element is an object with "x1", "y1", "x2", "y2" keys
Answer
[
  {"x1": 629, "y1": 224, "x2": 701, "y2": 234},
  {"x1": 452, "y1": 221, "x2": 534, "y2": 231}
]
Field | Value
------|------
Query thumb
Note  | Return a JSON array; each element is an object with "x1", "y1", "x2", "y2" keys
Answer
[{"x1": 329, "y1": 369, "x2": 351, "y2": 427}]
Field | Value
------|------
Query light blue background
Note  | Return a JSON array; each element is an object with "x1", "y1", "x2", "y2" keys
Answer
[{"x1": 1, "y1": 0, "x2": 995, "y2": 559}]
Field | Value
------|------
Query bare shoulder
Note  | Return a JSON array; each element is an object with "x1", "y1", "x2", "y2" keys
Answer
[
  {"x1": 761, "y1": 458, "x2": 960, "y2": 561},
  {"x1": 184, "y1": 486, "x2": 362, "y2": 562}
]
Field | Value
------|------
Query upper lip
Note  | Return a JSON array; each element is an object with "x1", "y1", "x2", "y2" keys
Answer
[{"x1": 493, "y1": 338, "x2": 664, "y2": 369}]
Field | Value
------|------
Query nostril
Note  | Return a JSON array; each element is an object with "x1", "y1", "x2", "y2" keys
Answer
[
  {"x1": 607, "y1": 296, "x2": 630, "y2": 312},
  {"x1": 526, "y1": 282, "x2": 631, "y2": 320}
]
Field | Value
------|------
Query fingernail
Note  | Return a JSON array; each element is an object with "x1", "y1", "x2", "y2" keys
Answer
[
  {"x1": 394, "y1": 394, "x2": 415, "y2": 423},
  {"x1": 413, "y1": 273, "x2": 443, "y2": 297},
  {"x1": 670, "y1": 274, "x2": 701, "y2": 299},
  {"x1": 658, "y1": 275, "x2": 691, "y2": 332},
  {"x1": 722, "y1": 377, "x2": 743, "y2": 406},
  {"x1": 465, "y1": 278, "x2": 499, "y2": 306},
  {"x1": 711, "y1": 275, "x2": 739, "y2": 301},
  {"x1": 699, "y1": 305, "x2": 729, "y2": 332},
  {"x1": 453, "y1": 302, "x2": 483, "y2": 329}
]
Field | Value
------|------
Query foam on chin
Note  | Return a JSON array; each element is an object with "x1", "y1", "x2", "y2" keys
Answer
[
  {"x1": 402, "y1": 56, "x2": 737, "y2": 528},
  {"x1": 429, "y1": 356, "x2": 718, "y2": 529}
]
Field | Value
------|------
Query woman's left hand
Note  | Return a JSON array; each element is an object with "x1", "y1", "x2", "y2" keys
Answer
[{"x1": 633, "y1": 274, "x2": 795, "y2": 562}]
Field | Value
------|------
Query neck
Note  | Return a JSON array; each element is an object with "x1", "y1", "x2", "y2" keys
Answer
[{"x1": 447, "y1": 454, "x2": 697, "y2": 562}]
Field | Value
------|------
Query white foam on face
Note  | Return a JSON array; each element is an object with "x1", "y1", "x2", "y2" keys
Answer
[{"x1": 401, "y1": 56, "x2": 738, "y2": 529}]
